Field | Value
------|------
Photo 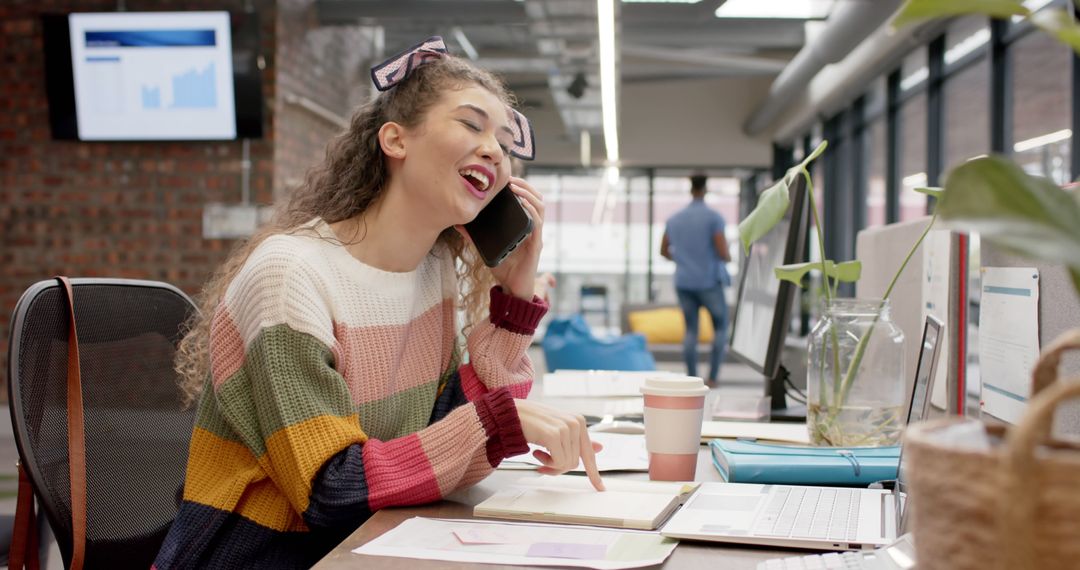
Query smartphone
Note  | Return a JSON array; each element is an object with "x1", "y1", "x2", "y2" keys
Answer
[{"x1": 464, "y1": 184, "x2": 533, "y2": 268}]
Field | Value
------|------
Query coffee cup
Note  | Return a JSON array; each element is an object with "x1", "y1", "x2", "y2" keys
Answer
[{"x1": 640, "y1": 375, "x2": 709, "y2": 481}]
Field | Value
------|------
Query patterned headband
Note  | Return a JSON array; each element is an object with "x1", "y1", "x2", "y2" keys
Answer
[{"x1": 370, "y1": 36, "x2": 536, "y2": 161}]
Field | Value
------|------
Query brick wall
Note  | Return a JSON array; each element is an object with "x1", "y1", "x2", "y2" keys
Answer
[
  {"x1": 273, "y1": 0, "x2": 374, "y2": 197},
  {"x1": 0, "y1": 0, "x2": 371, "y2": 394}
]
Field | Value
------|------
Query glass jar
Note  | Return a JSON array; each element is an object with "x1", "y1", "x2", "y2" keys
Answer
[{"x1": 807, "y1": 298, "x2": 906, "y2": 447}]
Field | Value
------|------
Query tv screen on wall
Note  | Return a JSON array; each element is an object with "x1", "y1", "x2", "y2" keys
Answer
[{"x1": 43, "y1": 11, "x2": 264, "y2": 141}]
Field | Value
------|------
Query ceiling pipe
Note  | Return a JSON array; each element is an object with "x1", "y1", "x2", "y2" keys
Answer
[
  {"x1": 772, "y1": 18, "x2": 948, "y2": 141},
  {"x1": 742, "y1": 0, "x2": 903, "y2": 136},
  {"x1": 622, "y1": 44, "x2": 788, "y2": 73}
]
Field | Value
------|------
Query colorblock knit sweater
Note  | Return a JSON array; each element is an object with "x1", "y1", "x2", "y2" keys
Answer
[{"x1": 154, "y1": 220, "x2": 544, "y2": 569}]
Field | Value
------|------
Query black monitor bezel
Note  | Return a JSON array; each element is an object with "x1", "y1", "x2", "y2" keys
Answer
[
  {"x1": 896, "y1": 314, "x2": 944, "y2": 534},
  {"x1": 41, "y1": 11, "x2": 264, "y2": 141},
  {"x1": 727, "y1": 173, "x2": 809, "y2": 379}
]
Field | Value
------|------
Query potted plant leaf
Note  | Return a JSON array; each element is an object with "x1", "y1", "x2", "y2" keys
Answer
[
  {"x1": 738, "y1": 142, "x2": 940, "y2": 446},
  {"x1": 892, "y1": 2, "x2": 1080, "y2": 297}
]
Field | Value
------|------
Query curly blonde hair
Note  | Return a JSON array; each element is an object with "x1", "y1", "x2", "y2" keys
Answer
[{"x1": 175, "y1": 56, "x2": 512, "y2": 405}]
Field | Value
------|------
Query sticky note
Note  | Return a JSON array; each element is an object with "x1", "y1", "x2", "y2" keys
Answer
[
  {"x1": 525, "y1": 542, "x2": 608, "y2": 560},
  {"x1": 453, "y1": 527, "x2": 515, "y2": 545}
]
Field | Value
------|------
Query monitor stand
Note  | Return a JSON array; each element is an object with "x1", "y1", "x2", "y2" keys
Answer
[{"x1": 768, "y1": 365, "x2": 807, "y2": 422}]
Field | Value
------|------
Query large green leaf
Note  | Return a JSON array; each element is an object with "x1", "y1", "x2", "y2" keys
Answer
[
  {"x1": 738, "y1": 177, "x2": 790, "y2": 254},
  {"x1": 893, "y1": 0, "x2": 1028, "y2": 29},
  {"x1": 833, "y1": 261, "x2": 863, "y2": 283},
  {"x1": 937, "y1": 156, "x2": 1080, "y2": 271},
  {"x1": 795, "y1": 140, "x2": 828, "y2": 176},
  {"x1": 738, "y1": 141, "x2": 828, "y2": 253},
  {"x1": 1032, "y1": 9, "x2": 1080, "y2": 55},
  {"x1": 914, "y1": 187, "x2": 943, "y2": 199},
  {"x1": 775, "y1": 260, "x2": 862, "y2": 287}
]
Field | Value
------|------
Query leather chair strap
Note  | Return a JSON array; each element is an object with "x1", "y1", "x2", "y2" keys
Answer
[
  {"x1": 57, "y1": 277, "x2": 87, "y2": 570},
  {"x1": 10, "y1": 463, "x2": 40, "y2": 570}
]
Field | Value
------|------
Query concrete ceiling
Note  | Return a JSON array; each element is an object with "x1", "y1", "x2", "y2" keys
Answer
[{"x1": 316, "y1": 0, "x2": 833, "y2": 167}]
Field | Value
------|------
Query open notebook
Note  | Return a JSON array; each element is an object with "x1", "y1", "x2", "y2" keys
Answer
[{"x1": 474, "y1": 475, "x2": 698, "y2": 530}]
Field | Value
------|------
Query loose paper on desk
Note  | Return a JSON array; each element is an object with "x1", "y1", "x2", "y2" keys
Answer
[
  {"x1": 542, "y1": 370, "x2": 673, "y2": 397},
  {"x1": 700, "y1": 420, "x2": 810, "y2": 444},
  {"x1": 923, "y1": 229, "x2": 953, "y2": 410},
  {"x1": 500, "y1": 432, "x2": 649, "y2": 472},
  {"x1": 978, "y1": 267, "x2": 1040, "y2": 424},
  {"x1": 352, "y1": 517, "x2": 677, "y2": 569}
]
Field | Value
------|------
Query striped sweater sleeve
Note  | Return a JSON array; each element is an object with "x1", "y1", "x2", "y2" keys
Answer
[
  {"x1": 460, "y1": 286, "x2": 548, "y2": 401},
  {"x1": 210, "y1": 245, "x2": 528, "y2": 531}
]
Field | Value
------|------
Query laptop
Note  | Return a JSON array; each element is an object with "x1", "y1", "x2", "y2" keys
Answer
[{"x1": 660, "y1": 315, "x2": 943, "y2": 552}]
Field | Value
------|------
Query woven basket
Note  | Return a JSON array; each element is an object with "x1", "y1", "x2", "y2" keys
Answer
[{"x1": 905, "y1": 329, "x2": 1080, "y2": 570}]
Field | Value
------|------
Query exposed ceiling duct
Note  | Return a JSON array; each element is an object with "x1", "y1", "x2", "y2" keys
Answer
[
  {"x1": 314, "y1": 0, "x2": 823, "y2": 161},
  {"x1": 772, "y1": 16, "x2": 948, "y2": 141},
  {"x1": 742, "y1": 0, "x2": 904, "y2": 136},
  {"x1": 523, "y1": 0, "x2": 606, "y2": 138}
]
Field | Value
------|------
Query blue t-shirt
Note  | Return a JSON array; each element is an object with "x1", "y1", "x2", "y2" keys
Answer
[{"x1": 665, "y1": 200, "x2": 731, "y2": 291}]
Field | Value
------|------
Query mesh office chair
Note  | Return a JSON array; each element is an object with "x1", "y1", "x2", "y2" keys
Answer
[{"x1": 7, "y1": 278, "x2": 197, "y2": 569}]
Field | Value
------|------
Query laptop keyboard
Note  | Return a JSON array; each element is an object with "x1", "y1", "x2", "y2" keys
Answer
[
  {"x1": 752, "y1": 487, "x2": 861, "y2": 542},
  {"x1": 757, "y1": 551, "x2": 884, "y2": 570}
]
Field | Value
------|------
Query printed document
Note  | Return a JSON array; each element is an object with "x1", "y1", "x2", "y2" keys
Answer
[
  {"x1": 700, "y1": 420, "x2": 810, "y2": 444},
  {"x1": 500, "y1": 432, "x2": 649, "y2": 472},
  {"x1": 978, "y1": 267, "x2": 1040, "y2": 423},
  {"x1": 542, "y1": 370, "x2": 674, "y2": 397},
  {"x1": 353, "y1": 517, "x2": 678, "y2": 569},
  {"x1": 923, "y1": 229, "x2": 953, "y2": 410}
]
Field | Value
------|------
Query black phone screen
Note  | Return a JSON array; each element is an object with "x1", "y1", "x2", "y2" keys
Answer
[{"x1": 463, "y1": 185, "x2": 533, "y2": 267}]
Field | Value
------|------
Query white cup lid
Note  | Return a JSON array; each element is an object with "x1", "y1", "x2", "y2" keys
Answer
[{"x1": 640, "y1": 375, "x2": 709, "y2": 397}]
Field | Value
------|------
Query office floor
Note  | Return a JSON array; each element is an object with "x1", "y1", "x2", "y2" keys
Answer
[{"x1": 0, "y1": 406, "x2": 17, "y2": 512}]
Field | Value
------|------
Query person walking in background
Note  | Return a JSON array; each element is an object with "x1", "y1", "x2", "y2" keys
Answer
[{"x1": 660, "y1": 173, "x2": 732, "y2": 384}]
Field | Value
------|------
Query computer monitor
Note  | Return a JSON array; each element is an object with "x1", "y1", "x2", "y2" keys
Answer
[
  {"x1": 907, "y1": 315, "x2": 943, "y2": 426},
  {"x1": 42, "y1": 11, "x2": 264, "y2": 141},
  {"x1": 728, "y1": 174, "x2": 809, "y2": 421},
  {"x1": 896, "y1": 314, "x2": 944, "y2": 535}
]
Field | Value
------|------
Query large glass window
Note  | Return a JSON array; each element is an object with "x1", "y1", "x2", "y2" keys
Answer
[
  {"x1": 945, "y1": 15, "x2": 990, "y2": 73},
  {"x1": 944, "y1": 62, "x2": 991, "y2": 173},
  {"x1": 532, "y1": 172, "x2": 619, "y2": 328},
  {"x1": 532, "y1": 170, "x2": 739, "y2": 333},
  {"x1": 866, "y1": 118, "x2": 887, "y2": 227},
  {"x1": 1011, "y1": 29, "x2": 1071, "y2": 184},
  {"x1": 899, "y1": 92, "x2": 928, "y2": 220},
  {"x1": 864, "y1": 78, "x2": 887, "y2": 228},
  {"x1": 900, "y1": 46, "x2": 928, "y2": 94},
  {"x1": 624, "y1": 173, "x2": 653, "y2": 306}
]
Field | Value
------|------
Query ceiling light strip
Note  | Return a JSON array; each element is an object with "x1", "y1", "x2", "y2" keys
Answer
[
  {"x1": 451, "y1": 27, "x2": 479, "y2": 61},
  {"x1": 597, "y1": 0, "x2": 619, "y2": 164},
  {"x1": 1013, "y1": 128, "x2": 1072, "y2": 153}
]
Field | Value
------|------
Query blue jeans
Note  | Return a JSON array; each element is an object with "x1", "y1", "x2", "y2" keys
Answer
[{"x1": 676, "y1": 284, "x2": 729, "y2": 382}]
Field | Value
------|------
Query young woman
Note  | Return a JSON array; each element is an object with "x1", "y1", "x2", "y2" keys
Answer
[{"x1": 154, "y1": 38, "x2": 602, "y2": 570}]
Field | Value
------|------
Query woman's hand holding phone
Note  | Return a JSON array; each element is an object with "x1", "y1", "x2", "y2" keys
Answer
[{"x1": 488, "y1": 176, "x2": 545, "y2": 301}]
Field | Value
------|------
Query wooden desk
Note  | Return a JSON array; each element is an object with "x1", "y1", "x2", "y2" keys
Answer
[{"x1": 313, "y1": 447, "x2": 793, "y2": 569}]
